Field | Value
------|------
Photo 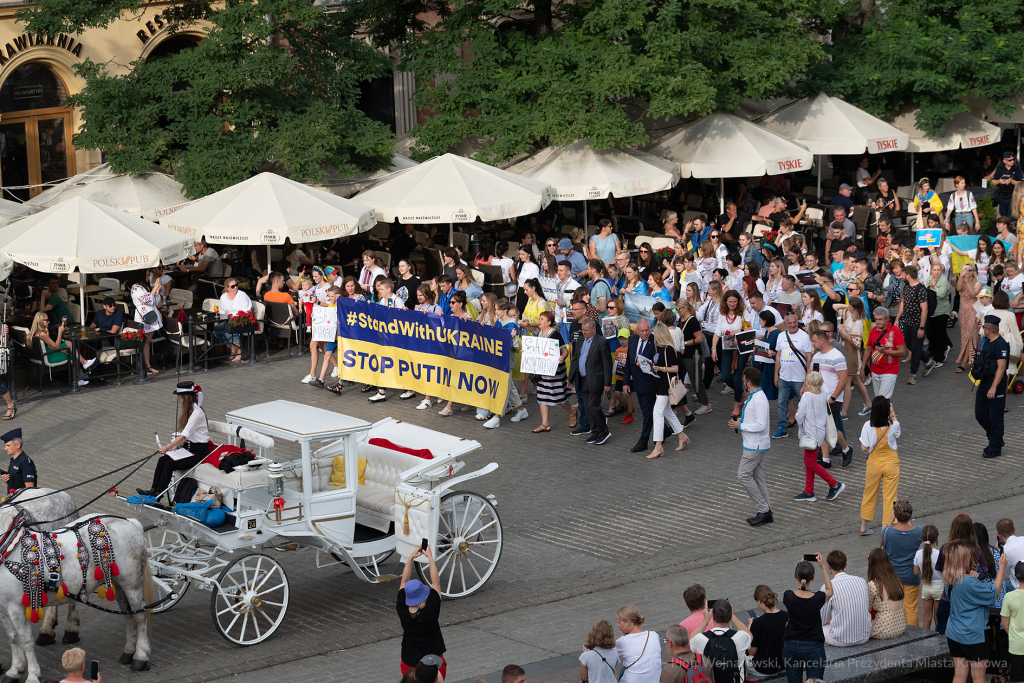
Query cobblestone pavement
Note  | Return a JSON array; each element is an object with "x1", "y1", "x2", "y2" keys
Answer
[{"x1": 0, "y1": 336, "x2": 1018, "y2": 683}]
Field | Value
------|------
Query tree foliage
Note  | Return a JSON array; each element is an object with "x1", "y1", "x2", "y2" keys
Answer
[
  {"x1": 804, "y1": 0, "x2": 1024, "y2": 135},
  {"x1": 397, "y1": 0, "x2": 825, "y2": 163},
  {"x1": 18, "y1": 0, "x2": 398, "y2": 198}
]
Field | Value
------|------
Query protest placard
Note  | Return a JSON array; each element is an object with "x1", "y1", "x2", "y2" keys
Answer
[
  {"x1": 312, "y1": 305, "x2": 338, "y2": 342},
  {"x1": 520, "y1": 335, "x2": 561, "y2": 376}
]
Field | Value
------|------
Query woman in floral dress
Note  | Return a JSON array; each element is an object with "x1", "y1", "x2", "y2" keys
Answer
[{"x1": 956, "y1": 263, "x2": 982, "y2": 372}]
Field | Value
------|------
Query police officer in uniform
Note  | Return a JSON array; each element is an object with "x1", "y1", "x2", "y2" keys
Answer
[
  {"x1": 1, "y1": 428, "x2": 36, "y2": 490},
  {"x1": 976, "y1": 315, "x2": 1010, "y2": 459}
]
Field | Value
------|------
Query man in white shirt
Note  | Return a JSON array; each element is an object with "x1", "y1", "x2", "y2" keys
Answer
[
  {"x1": 729, "y1": 367, "x2": 772, "y2": 526},
  {"x1": 820, "y1": 550, "x2": 871, "y2": 646},
  {"x1": 748, "y1": 292, "x2": 780, "y2": 335},
  {"x1": 184, "y1": 239, "x2": 223, "y2": 291},
  {"x1": 774, "y1": 315, "x2": 812, "y2": 439},
  {"x1": 690, "y1": 599, "x2": 753, "y2": 681},
  {"x1": 553, "y1": 261, "x2": 581, "y2": 341},
  {"x1": 809, "y1": 327, "x2": 853, "y2": 467},
  {"x1": 997, "y1": 519, "x2": 1024, "y2": 589}
]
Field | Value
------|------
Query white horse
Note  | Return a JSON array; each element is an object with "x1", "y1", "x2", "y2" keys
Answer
[
  {"x1": 0, "y1": 489, "x2": 81, "y2": 648},
  {"x1": 0, "y1": 513, "x2": 153, "y2": 683}
]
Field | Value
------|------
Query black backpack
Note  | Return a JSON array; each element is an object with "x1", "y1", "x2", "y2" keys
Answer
[
  {"x1": 702, "y1": 630, "x2": 742, "y2": 683},
  {"x1": 172, "y1": 477, "x2": 198, "y2": 504},
  {"x1": 926, "y1": 286, "x2": 937, "y2": 318}
]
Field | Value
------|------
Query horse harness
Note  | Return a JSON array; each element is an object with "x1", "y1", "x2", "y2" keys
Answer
[{"x1": 0, "y1": 507, "x2": 122, "y2": 622}]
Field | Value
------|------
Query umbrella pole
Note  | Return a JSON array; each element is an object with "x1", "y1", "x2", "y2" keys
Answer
[
  {"x1": 449, "y1": 222, "x2": 453, "y2": 247},
  {"x1": 266, "y1": 245, "x2": 271, "y2": 274},
  {"x1": 584, "y1": 201, "x2": 588, "y2": 232},
  {"x1": 910, "y1": 152, "x2": 914, "y2": 187},
  {"x1": 629, "y1": 197, "x2": 633, "y2": 216},
  {"x1": 817, "y1": 156, "x2": 822, "y2": 202},
  {"x1": 720, "y1": 178, "x2": 725, "y2": 215},
  {"x1": 1018, "y1": 126, "x2": 1021, "y2": 162}
]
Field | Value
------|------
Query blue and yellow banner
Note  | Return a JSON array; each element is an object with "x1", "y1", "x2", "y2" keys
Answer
[{"x1": 336, "y1": 299, "x2": 512, "y2": 413}]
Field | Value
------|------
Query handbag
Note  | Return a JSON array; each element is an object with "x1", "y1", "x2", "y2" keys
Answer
[
  {"x1": 825, "y1": 401, "x2": 838, "y2": 448},
  {"x1": 669, "y1": 376, "x2": 687, "y2": 406},
  {"x1": 799, "y1": 434, "x2": 818, "y2": 450}
]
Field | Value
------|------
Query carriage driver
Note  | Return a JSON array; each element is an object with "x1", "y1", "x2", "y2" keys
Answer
[
  {"x1": 2, "y1": 429, "x2": 36, "y2": 491},
  {"x1": 136, "y1": 381, "x2": 210, "y2": 498}
]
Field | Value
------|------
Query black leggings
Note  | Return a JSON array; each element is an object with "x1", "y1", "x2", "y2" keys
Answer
[{"x1": 150, "y1": 441, "x2": 210, "y2": 493}]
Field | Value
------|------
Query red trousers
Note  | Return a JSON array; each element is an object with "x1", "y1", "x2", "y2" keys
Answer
[
  {"x1": 401, "y1": 656, "x2": 447, "y2": 679},
  {"x1": 804, "y1": 448, "x2": 837, "y2": 493}
]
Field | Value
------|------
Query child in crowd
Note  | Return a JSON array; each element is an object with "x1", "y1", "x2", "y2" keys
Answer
[
  {"x1": 914, "y1": 525, "x2": 942, "y2": 631},
  {"x1": 312, "y1": 286, "x2": 340, "y2": 390}
]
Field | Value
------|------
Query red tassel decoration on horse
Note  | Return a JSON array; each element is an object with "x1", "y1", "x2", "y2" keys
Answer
[
  {"x1": 110, "y1": 562, "x2": 119, "y2": 577},
  {"x1": 29, "y1": 610, "x2": 38, "y2": 624},
  {"x1": 106, "y1": 585, "x2": 115, "y2": 601},
  {"x1": 94, "y1": 567, "x2": 103, "y2": 580},
  {"x1": 40, "y1": 591, "x2": 47, "y2": 606},
  {"x1": 21, "y1": 593, "x2": 28, "y2": 607}
]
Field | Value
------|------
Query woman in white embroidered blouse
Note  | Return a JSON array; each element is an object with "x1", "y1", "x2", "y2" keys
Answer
[
  {"x1": 614, "y1": 606, "x2": 661, "y2": 683},
  {"x1": 943, "y1": 176, "x2": 980, "y2": 231}
]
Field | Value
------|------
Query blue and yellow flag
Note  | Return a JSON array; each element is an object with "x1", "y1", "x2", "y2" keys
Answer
[{"x1": 336, "y1": 299, "x2": 512, "y2": 413}]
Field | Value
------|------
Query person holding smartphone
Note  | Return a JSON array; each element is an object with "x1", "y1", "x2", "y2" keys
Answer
[{"x1": 398, "y1": 544, "x2": 446, "y2": 679}]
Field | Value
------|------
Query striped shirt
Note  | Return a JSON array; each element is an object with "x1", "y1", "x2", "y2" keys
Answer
[
  {"x1": 811, "y1": 347, "x2": 847, "y2": 402},
  {"x1": 819, "y1": 572, "x2": 871, "y2": 645}
]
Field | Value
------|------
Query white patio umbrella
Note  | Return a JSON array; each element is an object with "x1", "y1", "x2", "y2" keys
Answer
[
  {"x1": 0, "y1": 199, "x2": 35, "y2": 229},
  {"x1": 25, "y1": 164, "x2": 189, "y2": 221},
  {"x1": 646, "y1": 112, "x2": 814, "y2": 213},
  {"x1": 507, "y1": 139, "x2": 680, "y2": 227},
  {"x1": 759, "y1": 93, "x2": 910, "y2": 199},
  {"x1": 161, "y1": 172, "x2": 377, "y2": 267},
  {"x1": 967, "y1": 94, "x2": 1024, "y2": 159},
  {"x1": 889, "y1": 109, "x2": 1001, "y2": 185},
  {"x1": 353, "y1": 153, "x2": 553, "y2": 243},
  {"x1": 0, "y1": 197, "x2": 195, "y2": 324}
]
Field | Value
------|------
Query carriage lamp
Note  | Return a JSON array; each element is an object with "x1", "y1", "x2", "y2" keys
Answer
[{"x1": 267, "y1": 463, "x2": 284, "y2": 500}]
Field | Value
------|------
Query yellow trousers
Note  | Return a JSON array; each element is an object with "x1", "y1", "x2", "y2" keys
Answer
[
  {"x1": 902, "y1": 584, "x2": 920, "y2": 627},
  {"x1": 860, "y1": 452, "x2": 900, "y2": 522}
]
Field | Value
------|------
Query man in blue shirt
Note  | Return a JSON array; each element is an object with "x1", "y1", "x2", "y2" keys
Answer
[
  {"x1": 832, "y1": 184, "x2": 856, "y2": 214},
  {"x1": 976, "y1": 315, "x2": 1010, "y2": 458},
  {"x1": 556, "y1": 238, "x2": 588, "y2": 277},
  {"x1": 90, "y1": 297, "x2": 124, "y2": 336}
]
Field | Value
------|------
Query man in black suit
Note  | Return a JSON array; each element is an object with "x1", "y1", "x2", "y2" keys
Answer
[
  {"x1": 568, "y1": 318, "x2": 613, "y2": 445},
  {"x1": 620, "y1": 317, "x2": 661, "y2": 453}
]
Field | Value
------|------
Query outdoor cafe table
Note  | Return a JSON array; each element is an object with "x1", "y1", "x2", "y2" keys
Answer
[
  {"x1": 186, "y1": 311, "x2": 257, "y2": 374},
  {"x1": 65, "y1": 325, "x2": 146, "y2": 393}
]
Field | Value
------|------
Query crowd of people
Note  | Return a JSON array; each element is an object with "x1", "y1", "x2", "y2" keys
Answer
[{"x1": 398, "y1": 508, "x2": 1024, "y2": 683}]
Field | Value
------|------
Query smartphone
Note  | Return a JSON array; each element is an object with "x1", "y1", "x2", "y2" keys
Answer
[
  {"x1": 746, "y1": 610, "x2": 759, "y2": 621},
  {"x1": 803, "y1": 553, "x2": 818, "y2": 562},
  {"x1": 420, "y1": 538, "x2": 428, "y2": 552},
  {"x1": 90, "y1": 661, "x2": 99, "y2": 681},
  {"x1": 706, "y1": 599, "x2": 718, "y2": 609},
  {"x1": 812, "y1": 362, "x2": 820, "y2": 372}
]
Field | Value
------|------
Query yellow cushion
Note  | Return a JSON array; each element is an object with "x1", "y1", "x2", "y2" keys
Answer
[{"x1": 328, "y1": 456, "x2": 366, "y2": 488}]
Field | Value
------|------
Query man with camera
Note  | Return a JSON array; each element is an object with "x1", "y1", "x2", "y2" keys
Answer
[
  {"x1": 398, "y1": 545, "x2": 446, "y2": 679},
  {"x1": 975, "y1": 315, "x2": 1010, "y2": 459}
]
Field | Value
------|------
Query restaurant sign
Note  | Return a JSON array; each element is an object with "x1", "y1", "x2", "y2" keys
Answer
[{"x1": 0, "y1": 33, "x2": 83, "y2": 66}]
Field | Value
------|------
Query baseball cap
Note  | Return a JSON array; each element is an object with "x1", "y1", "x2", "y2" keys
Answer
[
  {"x1": 979, "y1": 287, "x2": 993, "y2": 298},
  {"x1": 416, "y1": 655, "x2": 444, "y2": 683},
  {"x1": 1004, "y1": 151, "x2": 1015, "y2": 159},
  {"x1": 403, "y1": 578, "x2": 430, "y2": 606},
  {"x1": 617, "y1": 328, "x2": 630, "y2": 339},
  {"x1": 839, "y1": 183, "x2": 853, "y2": 191},
  {"x1": 558, "y1": 238, "x2": 573, "y2": 250}
]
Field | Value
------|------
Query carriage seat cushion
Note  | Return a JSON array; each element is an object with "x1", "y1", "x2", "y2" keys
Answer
[
  {"x1": 193, "y1": 463, "x2": 268, "y2": 510},
  {"x1": 353, "y1": 443, "x2": 430, "y2": 517}
]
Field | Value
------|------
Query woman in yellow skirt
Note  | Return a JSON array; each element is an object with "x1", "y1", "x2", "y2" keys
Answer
[{"x1": 858, "y1": 396, "x2": 901, "y2": 536}]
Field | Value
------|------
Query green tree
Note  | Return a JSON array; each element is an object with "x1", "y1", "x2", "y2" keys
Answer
[
  {"x1": 398, "y1": 0, "x2": 825, "y2": 163},
  {"x1": 19, "y1": 0, "x2": 398, "y2": 198},
  {"x1": 804, "y1": 0, "x2": 1024, "y2": 134}
]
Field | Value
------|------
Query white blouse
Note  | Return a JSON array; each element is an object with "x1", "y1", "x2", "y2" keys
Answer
[
  {"x1": 615, "y1": 631, "x2": 662, "y2": 683},
  {"x1": 218, "y1": 290, "x2": 253, "y2": 320},
  {"x1": 950, "y1": 190, "x2": 977, "y2": 214},
  {"x1": 180, "y1": 406, "x2": 210, "y2": 445},
  {"x1": 859, "y1": 419, "x2": 901, "y2": 451},
  {"x1": 359, "y1": 266, "x2": 386, "y2": 290}
]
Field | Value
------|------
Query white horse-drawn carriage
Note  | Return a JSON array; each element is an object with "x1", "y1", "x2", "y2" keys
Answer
[{"x1": 119, "y1": 400, "x2": 503, "y2": 645}]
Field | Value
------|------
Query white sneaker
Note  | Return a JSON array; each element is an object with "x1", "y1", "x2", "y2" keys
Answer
[
  {"x1": 417, "y1": 399, "x2": 432, "y2": 410},
  {"x1": 82, "y1": 358, "x2": 97, "y2": 370},
  {"x1": 301, "y1": 374, "x2": 314, "y2": 384},
  {"x1": 77, "y1": 379, "x2": 89, "y2": 387},
  {"x1": 438, "y1": 406, "x2": 453, "y2": 416},
  {"x1": 510, "y1": 408, "x2": 528, "y2": 422},
  {"x1": 483, "y1": 416, "x2": 500, "y2": 429},
  {"x1": 400, "y1": 390, "x2": 416, "y2": 400},
  {"x1": 368, "y1": 392, "x2": 387, "y2": 403},
  {"x1": 720, "y1": 386, "x2": 733, "y2": 395},
  {"x1": 331, "y1": 366, "x2": 339, "y2": 378},
  {"x1": 695, "y1": 404, "x2": 712, "y2": 415}
]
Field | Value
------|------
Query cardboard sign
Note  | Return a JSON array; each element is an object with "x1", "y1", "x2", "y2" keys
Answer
[
  {"x1": 520, "y1": 335, "x2": 561, "y2": 376},
  {"x1": 735, "y1": 329, "x2": 756, "y2": 355},
  {"x1": 312, "y1": 305, "x2": 338, "y2": 342}
]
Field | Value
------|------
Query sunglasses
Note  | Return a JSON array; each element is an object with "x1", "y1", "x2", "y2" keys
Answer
[
  {"x1": 639, "y1": 250, "x2": 649, "y2": 254},
  {"x1": 227, "y1": 284, "x2": 238, "y2": 289},
  {"x1": 711, "y1": 234, "x2": 720, "y2": 239}
]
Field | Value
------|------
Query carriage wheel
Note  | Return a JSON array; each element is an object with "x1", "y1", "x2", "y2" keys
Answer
[
  {"x1": 416, "y1": 491, "x2": 502, "y2": 598},
  {"x1": 210, "y1": 553, "x2": 289, "y2": 645},
  {"x1": 143, "y1": 526, "x2": 192, "y2": 613}
]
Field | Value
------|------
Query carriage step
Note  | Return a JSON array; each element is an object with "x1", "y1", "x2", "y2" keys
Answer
[{"x1": 373, "y1": 573, "x2": 398, "y2": 582}]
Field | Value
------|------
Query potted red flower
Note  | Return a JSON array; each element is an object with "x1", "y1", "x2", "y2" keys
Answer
[
  {"x1": 227, "y1": 310, "x2": 258, "y2": 334},
  {"x1": 119, "y1": 328, "x2": 146, "y2": 349}
]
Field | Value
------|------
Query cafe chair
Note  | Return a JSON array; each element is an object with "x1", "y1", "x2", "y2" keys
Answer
[
  {"x1": 98, "y1": 278, "x2": 122, "y2": 297},
  {"x1": 163, "y1": 317, "x2": 206, "y2": 374},
  {"x1": 28, "y1": 337, "x2": 69, "y2": 391},
  {"x1": 367, "y1": 223, "x2": 390, "y2": 249},
  {"x1": 67, "y1": 303, "x2": 81, "y2": 325},
  {"x1": 686, "y1": 194, "x2": 704, "y2": 209},
  {"x1": 804, "y1": 207, "x2": 824, "y2": 225},
  {"x1": 476, "y1": 264, "x2": 507, "y2": 296},
  {"x1": 251, "y1": 301, "x2": 270, "y2": 358},
  {"x1": 451, "y1": 232, "x2": 469, "y2": 254},
  {"x1": 202, "y1": 298, "x2": 219, "y2": 314},
  {"x1": 682, "y1": 210, "x2": 708, "y2": 226},
  {"x1": 167, "y1": 288, "x2": 194, "y2": 316},
  {"x1": 265, "y1": 302, "x2": 298, "y2": 355},
  {"x1": 752, "y1": 223, "x2": 773, "y2": 238}
]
